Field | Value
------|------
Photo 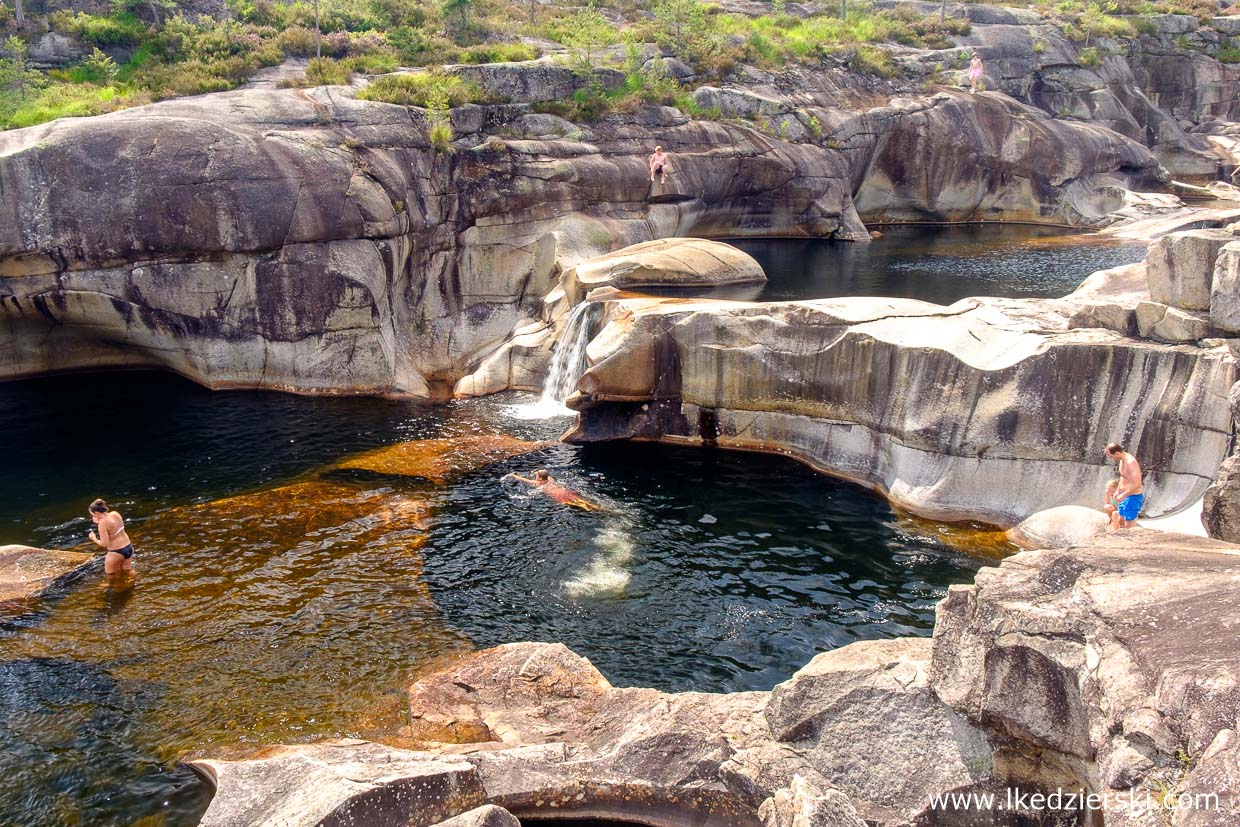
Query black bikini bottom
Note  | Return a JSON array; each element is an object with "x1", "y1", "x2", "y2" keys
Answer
[{"x1": 108, "y1": 544, "x2": 134, "y2": 560}]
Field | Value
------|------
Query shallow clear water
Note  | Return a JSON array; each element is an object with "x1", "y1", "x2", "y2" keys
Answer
[
  {"x1": 0, "y1": 372, "x2": 999, "y2": 826},
  {"x1": 639, "y1": 225, "x2": 1148, "y2": 303}
]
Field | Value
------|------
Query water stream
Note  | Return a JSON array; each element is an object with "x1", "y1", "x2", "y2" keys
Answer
[{"x1": 507, "y1": 300, "x2": 601, "y2": 420}]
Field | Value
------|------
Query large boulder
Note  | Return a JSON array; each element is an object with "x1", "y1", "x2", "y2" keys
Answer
[
  {"x1": 192, "y1": 740, "x2": 487, "y2": 827},
  {"x1": 565, "y1": 295, "x2": 1234, "y2": 526},
  {"x1": 0, "y1": 545, "x2": 95, "y2": 613},
  {"x1": 433, "y1": 805, "x2": 521, "y2": 827},
  {"x1": 1146, "y1": 228, "x2": 1231, "y2": 311},
  {"x1": 742, "y1": 638, "x2": 994, "y2": 825},
  {"x1": 1135, "y1": 301, "x2": 1218, "y2": 343},
  {"x1": 563, "y1": 238, "x2": 766, "y2": 303},
  {"x1": 1204, "y1": 453, "x2": 1240, "y2": 543},
  {"x1": 931, "y1": 530, "x2": 1240, "y2": 806},
  {"x1": 1210, "y1": 240, "x2": 1240, "y2": 333},
  {"x1": 1005, "y1": 505, "x2": 1110, "y2": 549},
  {"x1": 1203, "y1": 380, "x2": 1240, "y2": 543}
]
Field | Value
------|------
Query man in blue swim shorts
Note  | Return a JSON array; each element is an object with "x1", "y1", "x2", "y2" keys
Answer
[{"x1": 1105, "y1": 443, "x2": 1144, "y2": 528}]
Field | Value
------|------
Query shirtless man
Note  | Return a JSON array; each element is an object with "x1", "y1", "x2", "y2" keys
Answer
[
  {"x1": 1105, "y1": 443, "x2": 1144, "y2": 528},
  {"x1": 505, "y1": 469, "x2": 600, "y2": 511},
  {"x1": 649, "y1": 146, "x2": 670, "y2": 185}
]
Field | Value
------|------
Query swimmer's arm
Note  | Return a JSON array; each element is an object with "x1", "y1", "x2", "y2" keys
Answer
[
  {"x1": 89, "y1": 524, "x2": 109, "y2": 547},
  {"x1": 506, "y1": 474, "x2": 537, "y2": 484}
]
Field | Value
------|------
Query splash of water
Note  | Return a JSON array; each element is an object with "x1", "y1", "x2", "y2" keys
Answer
[
  {"x1": 506, "y1": 301, "x2": 601, "y2": 420},
  {"x1": 563, "y1": 522, "x2": 635, "y2": 598}
]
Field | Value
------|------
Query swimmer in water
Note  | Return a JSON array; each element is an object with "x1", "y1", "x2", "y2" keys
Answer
[
  {"x1": 504, "y1": 469, "x2": 602, "y2": 511},
  {"x1": 87, "y1": 498, "x2": 136, "y2": 580}
]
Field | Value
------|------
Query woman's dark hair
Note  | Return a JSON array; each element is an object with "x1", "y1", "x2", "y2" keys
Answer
[{"x1": 89, "y1": 499, "x2": 109, "y2": 514}]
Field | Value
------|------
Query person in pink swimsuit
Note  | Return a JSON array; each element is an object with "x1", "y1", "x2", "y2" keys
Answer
[
  {"x1": 505, "y1": 469, "x2": 601, "y2": 511},
  {"x1": 968, "y1": 53, "x2": 984, "y2": 93}
]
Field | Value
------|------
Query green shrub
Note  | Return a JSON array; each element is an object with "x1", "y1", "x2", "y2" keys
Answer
[
  {"x1": 459, "y1": 42, "x2": 538, "y2": 63},
  {"x1": 386, "y1": 26, "x2": 461, "y2": 65},
  {"x1": 850, "y1": 45, "x2": 896, "y2": 77},
  {"x1": 54, "y1": 12, "x2": 146, "y2": 48},
  {"x1": 345, "y1": 51, "x2": 401, "y2": 74},
  {"x1": 275, "y1": 26, "x2": 318, "y2": 57},
  {"x1": 1218, "y1": 45, "x2": 1240, "y2": 63},
  {"x1": 305, "y1": 57, "x2": 354, "y2": 85},
  {"x1": 1078, "y1": 45, "x2": 1103, "y2": 66},
  {"x1": 356, "y1": 71, "x2": 485, "y2": 107},
  {"x1": 80, "y1": 48, "x2": 120, "y2": 83},
  {"x1": 428, "y1": 119, "x2": 454, "y2": 151},
  {"x1": 1, "y1": 82, "x2": 149, "y2": 129}
]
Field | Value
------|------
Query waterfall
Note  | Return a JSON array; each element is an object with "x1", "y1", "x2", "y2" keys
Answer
[
  {"x1": 541, "y1": 301, "x2": 599, "y2": 405},
  {"x1": 506, "y1": 301, "x2": 601, "y2": 420}
]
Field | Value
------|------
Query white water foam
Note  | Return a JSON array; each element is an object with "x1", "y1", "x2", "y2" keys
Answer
[
  {"x1": 563, "y1": 523, "x2": 635, "y2": 598},
  {"x1": 505, "y1": 302, "x2": 598, "y2": 421}
]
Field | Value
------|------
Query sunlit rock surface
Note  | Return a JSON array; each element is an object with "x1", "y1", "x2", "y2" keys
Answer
[
  {"x1": 1006, "y1": 505, "x2": 1111, "y2": 549},
  {"x1": 563, "y1": 295, "x2": 1233, "y2": 526},
  {"x1": 0, "y1": 34, "x2": 1180, "y2": 397},
  {"x1": 195, "y1": 531, "x2": 1240, "y2": 826},
  {"x1": 931, "y1": 530, "x2": 1240, "y2": 822},
  {"x1": 0, "y1": 545, "x2": 94, "y2": 613},
  {"x1": 562, "y1": 238, "x2": 766, "y2": 304},
  {"x1": 193, "y1": 741, "x2": 486, "y2": 827}
]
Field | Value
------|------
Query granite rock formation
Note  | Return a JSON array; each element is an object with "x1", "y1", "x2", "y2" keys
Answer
[
  {"x1": 0, "y1": 10, "x2": 1195, "y2": 398},
  {"x1": 0, "y1": 544, "x2": 96, "y2": 614},
  {"x1": 194, "y1": 530, "x2": 1240, "y2": 827},
  {"x1": 561, "y1": 293, "x2": 1233, "y2": 526}
]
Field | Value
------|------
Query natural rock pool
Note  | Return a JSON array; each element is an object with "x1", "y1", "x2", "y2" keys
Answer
[
  {"x1": 0, "y1": 372, "x2": 997, "y2": 826},
  {"x1": 639, "y1": 225, "x2": 1148, "y2": 302},
  {"x1": 0, "y1": 227, "x2": 1148, "y2": 826}
]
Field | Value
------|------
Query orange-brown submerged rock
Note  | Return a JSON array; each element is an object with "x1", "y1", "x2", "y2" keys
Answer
[
  {"x1": 176, "y1": 480, "x2": 433, "y2": 556},
  {"x1": 333, "y1": 434, "x2": 552, "y2": 483},
  {"x1": 0, "y1": 545, "x2": 95, "y2": 613}
]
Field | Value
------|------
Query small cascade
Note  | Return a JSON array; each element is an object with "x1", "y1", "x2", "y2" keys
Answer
[
  {"x1": 505, "y1": 301, "x2": 601, "y2": 420},
  {"x1": 542, "y1": 301, "x2": 600, "y2": 405}
]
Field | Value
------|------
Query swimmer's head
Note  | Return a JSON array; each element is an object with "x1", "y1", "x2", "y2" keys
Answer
[
  {"x1": 655, "y1": 145, "x2": 663, "y2": 152},
  {"x1": 89, "y1": 499, "x2": 109, "y2": 515},
  {"x1": 1105, "y1": 442, "x2": 1124, "y2": 458},
  {"x1": 1106, "y1": 479, "x2": 1120, "y2": 491},
  {"x1": 535, "y1": 469, "x2": 550, "y2": 481}
]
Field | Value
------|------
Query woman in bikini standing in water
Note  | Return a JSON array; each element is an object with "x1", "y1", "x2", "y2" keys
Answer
[{"x1": 88, "y1": 498, "x2": 135, "y2": 579}]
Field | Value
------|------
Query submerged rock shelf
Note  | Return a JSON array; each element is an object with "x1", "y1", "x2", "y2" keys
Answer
[{"x1": 194, "y1": 530, "x2": 1240, "y2": 827}]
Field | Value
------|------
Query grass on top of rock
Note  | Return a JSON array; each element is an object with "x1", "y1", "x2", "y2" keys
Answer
[
  {"x1": 0, "y1": 0, "x2": 1236, "y2": 129},
  {"x1": 532, "y1": 68, "x2": 714, "y2": 123},
  {"x1": 356, "y1": 71, "x2": 488, "y2": 108}
]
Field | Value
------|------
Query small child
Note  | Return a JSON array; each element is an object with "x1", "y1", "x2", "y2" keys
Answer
[{"x1": 1103, "y1": 479, "x2": 1122, "y2": 530}]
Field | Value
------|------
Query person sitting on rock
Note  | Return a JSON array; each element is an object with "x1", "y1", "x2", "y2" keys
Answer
[
  {"x1": 1105, "y1": 443, "x2": 1144, "y2": 528},
  {"x1": 505, "y1": 469, "x2": 601, "y2": 511},
  {"x1": 649, "y1": 146, "x2": 670, "y2": 186},
  {"x1": 1103, "y1": 478, "x2": 1122, "y2": 530}
]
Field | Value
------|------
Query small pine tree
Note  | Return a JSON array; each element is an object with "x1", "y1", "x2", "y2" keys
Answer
[
  {"x1": 442, "y1": 0, "x2": 472, "y2": 35},
  {"x1": 84, "y1": 47, "x2": 119, "y2": 84},
  {"x1": 562, "y1": 3, "x2": 616, "y2": 71},
  {"x1": 2, "y1": 36, "x2": 31, "y2": 99}
]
